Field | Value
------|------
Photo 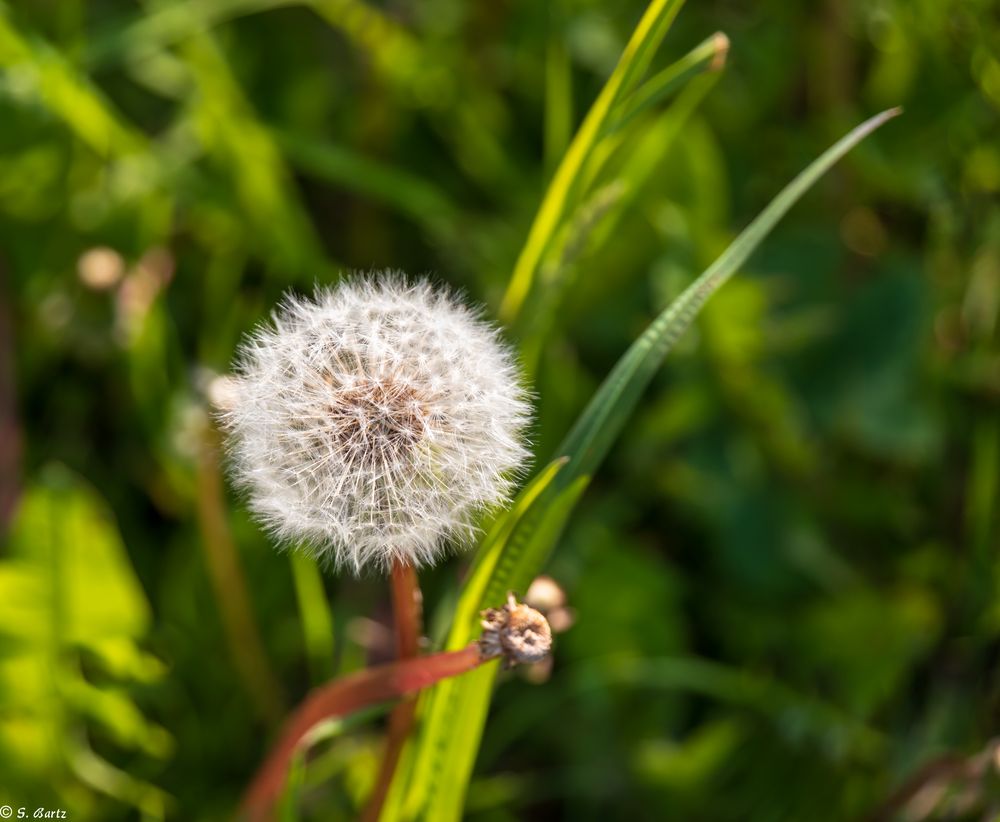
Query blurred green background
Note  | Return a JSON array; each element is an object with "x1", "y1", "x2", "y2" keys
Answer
[{"x1": 1, "y1": 0, "x2": 999, "y2": 819}]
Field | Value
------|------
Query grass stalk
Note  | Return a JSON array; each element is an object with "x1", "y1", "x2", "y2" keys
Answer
[{"x1": 195, "y1": 423, "x2": 286, "y2": 725}]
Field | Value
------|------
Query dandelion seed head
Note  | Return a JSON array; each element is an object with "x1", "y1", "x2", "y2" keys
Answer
[{"x1": 220, "y1": 274, "x2": 531, "y2": 574}]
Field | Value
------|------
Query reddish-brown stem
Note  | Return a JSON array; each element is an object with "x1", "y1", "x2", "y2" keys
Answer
[
  {"x1": 361, "y1": 560, "x2": 424, "y2": 822},
  {"x1": 389, "y1": 560, "x2": 422, "y2": 658},
  {"x1": 241, "y1": 644, "x2": 482, "y2": 819}
]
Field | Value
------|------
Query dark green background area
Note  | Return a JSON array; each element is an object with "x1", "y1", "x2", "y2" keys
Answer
[{"x1": 0, "y1": 1, "x2": 998, "y2": 819}]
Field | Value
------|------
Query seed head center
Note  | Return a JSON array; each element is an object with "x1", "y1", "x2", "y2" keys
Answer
[{"x1": 327, "y1": 376, "x2": 429, "y2": 459}]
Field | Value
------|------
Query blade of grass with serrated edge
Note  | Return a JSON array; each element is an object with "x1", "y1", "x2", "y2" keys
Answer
[
  {"x1": 391, "y1": 107, "x2": 900, "y2": 822},
  {"x1": 377, "y1": 460, "x2": 568, "y2": 821},
  {"x1": 499, "y1": 0, "x2": 686, "y2": 324}
]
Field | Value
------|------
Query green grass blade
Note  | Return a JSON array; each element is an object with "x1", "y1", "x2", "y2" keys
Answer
[
  {"x1": 555, "y1": 108, "x2": 901, "y2": 483},
  {"x1": 280, "y1": 702, "x2": 395, "y2": 816},
  {"x1": 0, "y1": 7, "x2": 144, "y2": 156},
  {"x1": 519, "y1": 68, "x2": 725, "y2": 376},
  {"x1": 289, "y1": 552, "x2": 336, "y2": 684},
  {"x1": 445, "y1": 458, "x2": 569, "y2": 642},
  {"x1": 499, "y1": 0, "x2": 686, "y2": 323},
  {"x1": 610, "y1": 31, "x2": 729, "y2": 133},
  {"x1": 392, "y1": 108, "x2": 900, "y2": 822}
]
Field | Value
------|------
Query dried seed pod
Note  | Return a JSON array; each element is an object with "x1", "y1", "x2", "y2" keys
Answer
[{"x1": 478, "y1": 593, "x2": 552, "y2": 669}]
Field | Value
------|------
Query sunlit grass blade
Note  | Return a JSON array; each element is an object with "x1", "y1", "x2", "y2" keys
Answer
[
  {"x1": 610, "y1": 31, "x2": 729, "y2": 133},
  {"x1": 289, "y1": 552, "x2": 336, "y2": 684},
  {"x1": 499, "y1": 0, "x2": 686, "y2": 323},
  {"x1": 391, "y1": 107, "x2": 901, "y2": 822},
  {"x1": 554, "y1": 108, "x2": 901, "y2": 484},
  {"x1": 0, "y1": 8, "x2": 144, "y2": 156},
  {"x1": 436, "y1": 458, "x2": 569, "y2": 651},
  {"x1": 245, "y1": 645, "x2": 484, "y2": 815},
  {"x1": 520, "y1": 68, "x2": 725, "y2": 375}
]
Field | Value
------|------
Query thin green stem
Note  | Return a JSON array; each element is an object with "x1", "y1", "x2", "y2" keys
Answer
[
  {"x1": 196, "y1": 423, "x2": 286, "y2": 725},
  {"x1": 289, "y1": 552, "x2": 336, "y2": 683}
]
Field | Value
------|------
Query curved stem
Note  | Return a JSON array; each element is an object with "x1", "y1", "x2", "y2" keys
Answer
[{"x1": 241, "y1": 644, "x2": 483, "y2": 819}]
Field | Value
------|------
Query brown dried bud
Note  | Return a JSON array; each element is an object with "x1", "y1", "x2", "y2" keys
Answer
[{"x1": 478, "y1": 593, "x2": 553, "y2": 669}]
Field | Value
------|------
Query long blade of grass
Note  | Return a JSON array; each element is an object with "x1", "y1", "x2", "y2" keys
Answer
[
  {"x1": 555, "y1": 108, "x2": 901, "y2": 484},
  {"x1": 611, "y1": 31, "x2": 729, "y2": 133},
  {"x1": 499, "y1": 0, "x2": 686, "y2": 323},
  {"x1": 289, "y1": 552, "x2": 336, "y2": 683},
  {"x1": 390, "y1": 107, "x2": 900, "y2": 822},
  {"x1": 0, "y1": 7, "x2": 144, "y2": 156},
  {"x1": 520, "y1": 67, "x2": 726, "y2": 375}
]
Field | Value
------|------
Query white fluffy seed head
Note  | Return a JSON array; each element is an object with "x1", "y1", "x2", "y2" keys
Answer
[{"x1": 219, "y1": 274, "x2": 532, "y2": 575}]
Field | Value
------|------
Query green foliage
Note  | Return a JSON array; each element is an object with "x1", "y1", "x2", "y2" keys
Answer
[
  {"x1": 385, "y1": 99, "x2": 898, "y2": 820},
  {"x1": 0, "y1": 468, "x2": 170, "y2": 816},
  {"x1": 1, "y1": 0, "x2": 998, "y2": 820}
]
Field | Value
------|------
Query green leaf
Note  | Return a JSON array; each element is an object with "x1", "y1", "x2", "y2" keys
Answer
[
  {"x1": 610, "y1": 32, "x2": 728, "y2": 133},
  {"x1": 499, "y1": 0, "x2": 687, "y2": 323},
  {"x1": 390, "y1": 107, "x2": 900, "y2": 821},
  {"x1": 519, "y1": 68, "x2": 725, "y2": 375},
  {"x1": 5, "y1": 466, "x2": 151, "y2": 641},
  {"x1": 0, "y1": 466, "x2": 171, "y2": 815},
  {"x1": 290, "y1": 552, "x2": 337, "y2": 684}
]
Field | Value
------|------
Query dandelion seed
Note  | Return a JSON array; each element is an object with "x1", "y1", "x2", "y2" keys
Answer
[{"x1": 219, "y1": 274, "x2": 531, "y2": 574}]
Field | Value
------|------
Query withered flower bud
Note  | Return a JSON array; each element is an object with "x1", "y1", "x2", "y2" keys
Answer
[{"x1": 478, "y1": 593, "x2": 552, "y2": 669}]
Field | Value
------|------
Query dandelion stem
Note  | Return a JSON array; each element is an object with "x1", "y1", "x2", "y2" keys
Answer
[
  {"x1": 241, "y1": 643, "x2": 483, "y2": 819},
  {"x1": 390, "y1": 559, "x2": 422, "y2": 658},
  {"x1": 361, "y1": 560, "x2": 424, "y2": 822}
]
